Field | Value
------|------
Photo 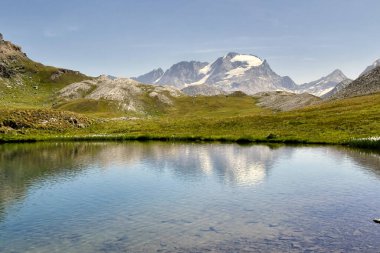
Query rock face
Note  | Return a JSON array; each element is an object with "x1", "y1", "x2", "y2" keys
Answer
[
  {"x1": 136, "y1": 52, "x2": 297, "y2": 95},
  {"x1": 360, "y1": 59, "x2": 380, "y2": 76},
  {"x1": 253, "y1": 91, "x2": 321, "y2": 111},
  {"x1": 58, "y1": 75, "x2": 183, "y2": 113},
  {"x1": 332, "y1": 66, "x2": 380, "y2": 99},
  {"x1": 181, "y1": 84, "x2": 226, "y2": 96},
  {"x1": 50, "y1": 69, "x2": 81, "y2": 81},
  {"x1": 158, "y1": 61, "x2": 208, "y2": 88},
  {"x1": 0, "y1": 36, "x2": 28, "y2": 79},
  {"x1": 132, "y1": 68, "x2": 164, "y2": 84},
  {"x1": 294, "y1": 69, "x2": 349, "y2": 97},
  {"x1": 322, "y1": 79, "x2": 352, "y2": 99}
]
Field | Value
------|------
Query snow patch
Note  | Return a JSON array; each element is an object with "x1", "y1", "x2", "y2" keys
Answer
[
  {"x1": 315, "y1": 87, "x2": 335, "y2": 96},
  {"x1": 225, "y1": 67, "x2": 247, "y2": 78},
  {"x1": 191, "y1": 73, "x2": 210, "y2": 85},
  {"x1": 231, "y1": 54, "x2": 263, "y2": 67},
  {"x1": 199, "y1": 64, "x2": 211, "y2": 75}
]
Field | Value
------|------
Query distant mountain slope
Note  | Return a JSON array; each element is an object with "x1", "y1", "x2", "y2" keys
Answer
[
  {"x1": 156, "y1": 61, "x2": 208, "y2": 88},
  {"x1": 0, "y1": 33, "x2": 89, "y2": 107},
  {"x1": 322, "y1": 79, "x2": 352, "y2": 99},
  {"x1": 332, "y1": 66, "x2": 380, "y2": 99},
  {"x1": 132, "y1": 68, "x2": 164, "y2": 84},
  {"x1": 295, "y1": 69, "x2": 349, "y2": 97},
  {"x1": 360, "y1": 58, "x2": 380, "y2": 76},
  {"x1": 253, "y1": 91, "x2": 321, "y2": 111},
  {"x1": 181, "y1": 84, "x2": 226, "y2": 96},
  {"x1": 56, "y1": 75, "x2": 183, "y2": 115}
]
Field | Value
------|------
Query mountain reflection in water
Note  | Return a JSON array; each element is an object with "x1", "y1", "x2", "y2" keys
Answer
[{"x1": 0, "y1": 142, "x2": 379, "y2": 253}]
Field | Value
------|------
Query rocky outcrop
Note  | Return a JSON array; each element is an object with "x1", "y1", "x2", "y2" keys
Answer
[
  {"x1": 332, "y1": 66, "x2": 380, "y2": 99},
  {"x1": 50, "y1": 68, "x2": 81, "y2": 81},
  {"x1": 360, "y1": 59, "x2": 380, "y2": 76},
  {"x1": 57, "y1": 76, "x2": 183, "y2": 113}
]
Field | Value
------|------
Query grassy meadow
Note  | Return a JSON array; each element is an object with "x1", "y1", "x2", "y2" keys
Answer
[{"x1": 0, "y1": 92, "x2": 379, "y2": 147}]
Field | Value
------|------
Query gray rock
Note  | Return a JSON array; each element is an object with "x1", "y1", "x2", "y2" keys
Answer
[
  {"x1": 181, "y1": 84, "x2": 226, "y2": 96},
  {"x1": 132, "y1": 68, "x2": 164, "y2": 84},
  {"x1": 360, "y1": 59, "x2": 380, "y2": 76},
  {"x1": 332, "y1": 65, "x2": 380, "y2": 99}
]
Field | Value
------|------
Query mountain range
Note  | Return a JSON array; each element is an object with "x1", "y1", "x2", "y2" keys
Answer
[
  {"x1": 1, "y1": 33, "x2": 379, "y2": 112},
  {"x1": 133, "y1": 52, "x2": 350, "y2": 97}
]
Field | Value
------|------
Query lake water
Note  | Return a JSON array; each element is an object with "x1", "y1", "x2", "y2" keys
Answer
[{"x1": 0, "y1": 142, "x2": 380, "y2": 252}]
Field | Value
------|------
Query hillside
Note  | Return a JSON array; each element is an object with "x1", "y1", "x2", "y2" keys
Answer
[
  {"x1": 55, "y1": 75, "x2": 183, "y2": 117},
  {"x1": 253, "y1": 91, "x2": 321, "y2": 111},
  {"x1": 0, "y1": 34, "x2": 90, "y2": 108},
  {"x1": 332, "y1": 66, "x2": 380, "y2": 99}
]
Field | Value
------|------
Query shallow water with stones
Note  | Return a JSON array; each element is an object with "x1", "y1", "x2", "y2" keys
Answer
[{"x1": 0, "y1": 142, "x2": 379, "y2": 252}]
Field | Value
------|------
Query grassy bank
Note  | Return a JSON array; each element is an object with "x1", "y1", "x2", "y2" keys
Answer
[{"x1": 0, "y1": 93, "x2": 379, "y2": 148}]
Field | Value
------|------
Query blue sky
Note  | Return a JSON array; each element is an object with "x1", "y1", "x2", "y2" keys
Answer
[{"x1": 1, "y1": 0, "x2": 380, "y2": 83}]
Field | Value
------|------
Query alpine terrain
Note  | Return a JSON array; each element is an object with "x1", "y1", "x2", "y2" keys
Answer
[{"x1": 134, "y1": 52, "x2": 350, "y2": 97}]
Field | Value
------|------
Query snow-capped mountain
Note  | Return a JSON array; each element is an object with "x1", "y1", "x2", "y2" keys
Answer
[
  {"x1": 190, "y1": 52, "x2": 297, "y2": 94},
  {"x1": 295, "y1": 69, "x2": 349, "y2": 97},
  {"x1": 133, "y1": 53, "x2": 354, "y2": 96},
  {"x1": 134, "y1": 52, "x2": 296, "y2": 94},
  {"x1": 360, "y1": 58, "x2": 380, "y2": 76}
]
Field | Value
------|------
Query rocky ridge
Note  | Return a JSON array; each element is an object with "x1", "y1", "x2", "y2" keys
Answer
[
  {"x1": 58, "y1": 75, "x2": 183, "y2": 113},
  {"x1": 332, "y1": 66, "x2": 380, "y2": 99}
]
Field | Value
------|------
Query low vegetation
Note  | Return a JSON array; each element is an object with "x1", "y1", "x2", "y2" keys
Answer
[
  {"x1": 1, "y1": 93, "x2": 379, "y2": 148},
  {"x1": 346, "y1": 137, "x2": 380, "y2": 149}
]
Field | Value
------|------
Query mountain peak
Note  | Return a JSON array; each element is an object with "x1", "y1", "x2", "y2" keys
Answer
[
  {"x1": 327, "y1": 69, "x2": 347, "y2": 79},
  {"x1": 224, "y1": 52, "x2": 263, "y2": 67}
]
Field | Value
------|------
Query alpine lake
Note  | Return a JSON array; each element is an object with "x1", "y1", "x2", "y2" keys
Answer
[{"x1": 0, "y1": 142, "x2": 379, "y2": 252}]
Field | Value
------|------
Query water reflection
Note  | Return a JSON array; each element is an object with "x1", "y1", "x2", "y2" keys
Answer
[
  {"x1": 1, "y1": 142, "x2": 380, "y2": 214},
  {"x1": 0, "y1": 142, "x2": 380, "y2": 252}
]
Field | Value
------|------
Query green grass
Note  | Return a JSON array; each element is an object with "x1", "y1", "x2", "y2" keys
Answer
[
  {"x1": 0, "y1": 57, "x2": 90, "y2": 108},
  {"x1": 345, "y1": 138, "x2": 380, "y2": 149},
  {"x1": 53, "y1": 99, "x2": 126, "y2": 118},
  {"x1": 0, "y1": 93, "x2": 379, "y2": 148}
]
